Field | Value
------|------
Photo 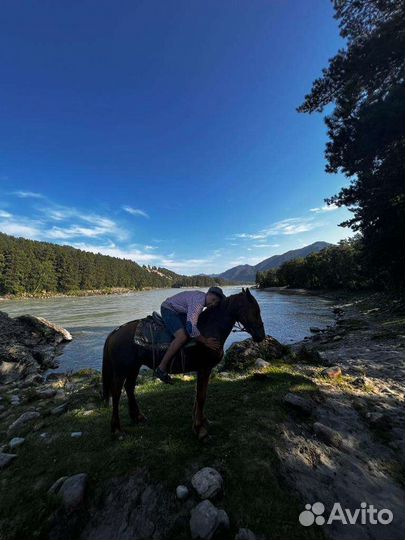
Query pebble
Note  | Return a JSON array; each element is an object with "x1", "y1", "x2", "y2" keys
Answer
[
  {"x1": 48, "y1": 476, "x2": 68, "y2": 495},
  {"x1": 36, "y1": 388, "x2": 57, "y2": 399},
  {"x1": 235, "y1": 528, "x2": 256, "y2": 540},
  {"x1": 71, "y1": 431, "x2": 83, "y2": 438},
  {"x1": 51, "y1": 403, "x2": 68, "y2": 416},
  {"x1": 8, "y1": 437, "x2": 25, "y2": 449},
  {"x1": 7, "y1": 411, "x2": 41, "y2": 435},
  {"x1": 0, "y1": 452, "x2": 17, "y2": 469},
  {"x1": 176, "y1": 484, "x2": 189, "y2": 500},
  {"x1": 191, "y1": 467, "x2": 223, "y2": 499}
]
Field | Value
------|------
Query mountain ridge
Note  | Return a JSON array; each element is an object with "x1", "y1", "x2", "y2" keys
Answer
[{"x1": 215, "y1": 241, "x2": 332, "y2": 282}]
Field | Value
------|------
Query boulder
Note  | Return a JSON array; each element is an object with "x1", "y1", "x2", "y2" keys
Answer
[
  {"x1": 217, "y1": 509, "x2": 230, "y2": 530},
  {"x1": 51, "y1": 403, "x2": 68, "y2": 416},
  {"x1": 283, "y1": 393, "x2": 314, "y2": 415},
  {"x1": 255, "y1": 358, "x2": 270, "y2": 369},
  {"x1": 321, "y1": 366, "x2": 342, "y2": 379},
  {"x1": 190, "y1": 500, "x2": 220, "y2": 540},
  {"x1": 8, "y1": 411, "x2": 41, "y2": 435},
  {"x1": 191, "y1": 467, "x2": 223, "y2": 499},
  {"x1": 313, "y1": 422, "x2": 343, "y2": 448},
  {"x1": 58, "y1": 473, "x2": 88, "y2": 514},
  {"x1": 48, "y1": 476, "x2": 69, "y2": 495},
  {"x1": 224, "y1": 336, "x2": 286, "y2": 372}
]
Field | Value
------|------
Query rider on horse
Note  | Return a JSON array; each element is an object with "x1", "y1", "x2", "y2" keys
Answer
[{"x1": 155, "y1": 286, "x2": 226, "y2": 384}]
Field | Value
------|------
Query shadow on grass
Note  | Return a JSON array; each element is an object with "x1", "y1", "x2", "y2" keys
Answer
[{"x1": 0, "y1": 366, "x2": 324, "y2": 540}]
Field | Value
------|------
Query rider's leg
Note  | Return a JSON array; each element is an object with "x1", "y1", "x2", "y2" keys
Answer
[{"x1": 158, "y1": 328, "x2": 188, "y2": 372}]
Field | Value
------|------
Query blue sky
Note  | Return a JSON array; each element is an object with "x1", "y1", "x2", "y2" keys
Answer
[{"x1": 0, "y1": 0, "x2": 353, "y2": 274}]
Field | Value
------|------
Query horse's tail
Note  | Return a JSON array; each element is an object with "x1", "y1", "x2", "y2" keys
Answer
[{"x1": 102, "y1": 334, "x2": 112, "y2": 405}]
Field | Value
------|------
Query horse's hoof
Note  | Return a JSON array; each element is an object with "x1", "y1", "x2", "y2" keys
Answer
[
  {"x1": 196, "y1": 425, "x2": 209, "y2": 441},
  {"x1": 131, "y1": 413, "x2": 147, "y2": 424}
]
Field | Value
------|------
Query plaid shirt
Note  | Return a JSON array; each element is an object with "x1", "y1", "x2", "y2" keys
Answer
[{"x1": 161, "y1": 290, "x2": 206, "y2": 337}]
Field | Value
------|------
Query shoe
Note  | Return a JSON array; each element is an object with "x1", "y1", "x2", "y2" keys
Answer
[{"x1": 155, "y1": 367, "x2": 173, "y2": 385}]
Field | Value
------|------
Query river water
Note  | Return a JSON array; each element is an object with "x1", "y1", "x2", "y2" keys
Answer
[{"x1": 0, "y1": 286, "x2": 334, "y2": 372}]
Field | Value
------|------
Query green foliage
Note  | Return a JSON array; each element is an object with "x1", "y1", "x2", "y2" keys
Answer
[
  {"x1": 298, "y1": 0, "x2": 405, "y2": 290},
  {"x1": 0, "y1": 233, "x2": 228, "y2": 296},
  {"x1": 256, "y1": 238, "x2": 371, "y2": 290}
]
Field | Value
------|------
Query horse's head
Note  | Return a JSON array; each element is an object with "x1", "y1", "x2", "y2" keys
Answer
[{"x1": 235, "y1": 288, "x2": 265, "y2": 342}]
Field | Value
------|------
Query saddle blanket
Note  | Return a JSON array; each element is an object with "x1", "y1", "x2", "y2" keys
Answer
[{"x1": 133, "y1": 312, "x2": 173, "y2": 350}]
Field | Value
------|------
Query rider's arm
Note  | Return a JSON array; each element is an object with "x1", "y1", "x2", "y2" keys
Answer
[{"x1": 185, "y1": 299, "x2": 203, "y2": 338}]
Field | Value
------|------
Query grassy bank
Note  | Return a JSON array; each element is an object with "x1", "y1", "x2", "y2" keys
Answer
[{"x1": 0, "y1": 364, "x2": 323, "y2": 540}]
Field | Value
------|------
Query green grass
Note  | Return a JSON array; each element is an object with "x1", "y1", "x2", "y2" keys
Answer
[{"x1": 0, "y1": 364, "x2": 324, "y2": 540}]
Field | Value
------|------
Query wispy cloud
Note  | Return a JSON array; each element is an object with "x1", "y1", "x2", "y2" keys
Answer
[
  {"x1": 12, "y1": 190, "x2": 44, "y2": 199},
  {"x1": 310, "y1": 204, "x2": 338, "y2": 213},
  {"x1": 234, "y1": 217, "x2": 319, "y2": 240},
  {"x1": 0, "y1": 218, "x2": 42, "y2": 239},
  {"x1": 252, "y1": 243, "x2": 280, "y2": 248},
  {"x1": 122, "y1": 206, "x2": 149, "y2": 218},
  {"x1": 0, "y1": 210, "x2": 12, "y2": 218}
]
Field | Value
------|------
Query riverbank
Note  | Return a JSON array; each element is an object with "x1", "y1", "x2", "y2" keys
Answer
[
  {"x1": 0, "y1": 287, "x2": 160, "y2": 301},
  {"x1": 0, "y1": 293, "x2": 403, "y2": 539}
]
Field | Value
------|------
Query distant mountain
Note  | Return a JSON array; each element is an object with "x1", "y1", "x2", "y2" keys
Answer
[{"x1": 217, "y1": 241, "x2": 332, "y2": 283}]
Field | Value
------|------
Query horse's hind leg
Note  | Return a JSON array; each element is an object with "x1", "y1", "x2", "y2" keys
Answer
[
  {"x1": 125, "y1": 366, "x2": 147, "y2": 423},
  {"x1": 111, "y1": 374, "x2": 125, "y2": 435}
]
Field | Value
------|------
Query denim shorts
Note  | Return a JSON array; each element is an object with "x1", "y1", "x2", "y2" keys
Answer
[{"x1": 161, "y1": 305, "x2": 187, "y2": 336}]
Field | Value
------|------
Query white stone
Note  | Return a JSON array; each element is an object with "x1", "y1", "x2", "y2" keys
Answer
[
  {"x1": 255, "y1": 358, "x2": 269, "y2": 369},
  {"x1": 71, "y1": 432, "x2": 82, "y2": 438},
  {"x1": 176, "y1": 484, "x2": 189, "y2": 500},
  {"x1": 9, "y1": 437, "x2": 25, "y2": 449}
]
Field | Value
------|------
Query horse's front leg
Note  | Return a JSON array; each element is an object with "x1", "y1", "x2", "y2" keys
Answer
[{"x1": 193, "y1": 368, "x2": 211, "y2": 440}]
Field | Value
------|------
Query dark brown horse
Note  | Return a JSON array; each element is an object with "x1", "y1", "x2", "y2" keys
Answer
[{"x1": 102, "y1": 288, "x2": 265, "y2": 439}]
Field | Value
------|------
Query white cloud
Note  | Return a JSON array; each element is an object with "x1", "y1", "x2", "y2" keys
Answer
[
  {"x1": 0, "y1": 210, "x2": 12, "y2": 218},
  {"x1": 252, "y1": 243, "x2": 280, "y2": 248},
  {"x1": 122, "y1": 206, "x2": 149, "y2": 218},
  {"x1": 13, "y1": 191, "x2": 44, "y2": 199},
  {"x1": 234, "y1": 217, "x2": 319, "y2": 240},
  {"x1": 0, "y1": 219, "x2": 42, "y2": 239},
  {"x1": 310, "y1": 204, "x2": 338, "y2": 213}
]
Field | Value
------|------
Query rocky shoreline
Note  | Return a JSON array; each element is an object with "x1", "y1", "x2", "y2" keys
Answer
[{"x1": 0, "y1": 296, "x2": 404, "y2": 540}]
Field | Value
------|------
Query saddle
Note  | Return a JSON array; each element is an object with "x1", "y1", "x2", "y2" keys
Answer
[{"x1": 133, "y1": 312, "x2": 196, "y2": 351}]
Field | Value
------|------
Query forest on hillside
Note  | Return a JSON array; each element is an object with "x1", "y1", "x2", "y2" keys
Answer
[
  {"x1": 0, "y1": 233, "x2": 227, "y2": 296},
  {"x1": 256, "y1": 239, "x2": 370, "y2": 290}
]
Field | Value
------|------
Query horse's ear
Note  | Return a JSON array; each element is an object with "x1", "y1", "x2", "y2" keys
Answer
[
  {"x1": 241, "y1": 287, "x2": 245, "y2": 293},
  {"x1": 245, "y1": 288, "x2": 253, "y2": 300}
]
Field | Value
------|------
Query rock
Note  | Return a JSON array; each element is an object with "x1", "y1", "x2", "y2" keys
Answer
[
  {"x1": 176, "y1": 485, "x2": 189, "y2": 500},
  {"x1": 46, "y1": 373, "x2": 66, "y2": 382},
  {"x1": 10, "y1": 395, "x2": 21, "y2": 405},
  {"x1": 191, "y1": 467, "x2": 223, "y2": 500},
  {"x1": 16, "y1": 315, "x2": 72, "y2": 342},
  {"x1": 71, "y1": 431, "x2": 82, "y2": 438},
  {"x1": 283, "y1": 393, "x2": 314, "y2": 415},
  {"x1": 217, "y1": 509, "x2": 230, "y2": 530},
  {"x1": 190, "y1": 500, "x2": 220, "y2": 540},
  {"x1": 8, "y1": 437, "x2": 25, "y2": 449},
  {"x1": 36, "y1": 388, "x2": 57, "y2": 399},
  {"x1": 48, "y1": 476, "x2": 69, "y2": 495},
  {"x1": 321, "y1": 366, "x2": 342, "y2": 379},
  {"x1": 58, "y1": 473, "x2": 88, "y2": 514},
  {"x1": 352, "y1": 376, "x2": 371, "y2": 388},
  {"x1": 255, "y1": 358, "x2": 270, "y2": 369},
  {"x1": 235, "y1": 528, "x2": 257, "y2": 540},
  {"x1": 51, "y1": 403, "x2": 68, "y2": 416},
  {"x1": 0, "y1": 452, "x2": 17, "y2": 469},
  {"x1": 224, "y1": 336, "x2": 286, "y2": 372},
  {"x1": 332, "y1": 335, "x2": 342, "y2": 341},
  {"x1": 310, "y1": 327, "x2": 321, "y2": 333},
  {"x1": 8, "y1": 411, "x2": 40, "y2": 434},
  {"x1": 313, "y1": 422, "x2": 343, "y2": 448}
]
